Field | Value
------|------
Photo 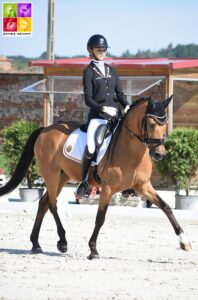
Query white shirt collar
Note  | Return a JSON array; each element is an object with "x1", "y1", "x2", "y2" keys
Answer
[{"x1": 93, "y1": 60, "x2": 105, "y2": 67}]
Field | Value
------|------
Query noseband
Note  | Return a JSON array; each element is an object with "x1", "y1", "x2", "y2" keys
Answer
[{"x1": 123, "y1": 103, "x2": 167, "y2": 149}]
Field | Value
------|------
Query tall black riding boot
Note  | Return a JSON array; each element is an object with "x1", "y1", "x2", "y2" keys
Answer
[{"x1": 76, "y1": 147, "x2": 93, "y2": 197}]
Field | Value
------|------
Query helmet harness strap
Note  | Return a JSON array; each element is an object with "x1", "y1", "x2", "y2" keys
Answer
[{"x1": 89, "y1": 49, "x2": 99, "y2": 61}]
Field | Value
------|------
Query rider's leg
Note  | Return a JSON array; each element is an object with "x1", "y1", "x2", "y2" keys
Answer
[
  {"x1": 87, "y1": 118, "x2": 108, "y2": 153},
  {"x1": 76, "y1": 145, "x2": 93, "y2": 194},
  {"x1": 76, "y1": 118, "x2": 107, "y2": 196}
]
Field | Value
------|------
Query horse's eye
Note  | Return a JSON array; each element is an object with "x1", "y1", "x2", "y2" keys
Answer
[{"x1": 148, "y1": 123, "x2": 156, "y2": 129}]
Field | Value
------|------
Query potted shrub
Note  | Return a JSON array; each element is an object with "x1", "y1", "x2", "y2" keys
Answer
[
  {"x1": 156, "y1": 127, "x2": 198, "y2": 209},
  {"x1": 0, "y1": 120, "x2": 44, "y2": 201}
]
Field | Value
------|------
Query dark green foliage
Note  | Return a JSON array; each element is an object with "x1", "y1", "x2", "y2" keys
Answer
[
  {"x1": 121, "y1": 43, "x2": 198, "y2": 58},
  {"x1": 0, "y1": 120, "x2": 41, "y2": 188},
  {"x1": 156, "y1": 127, "x2": 198, "y2": 195}
]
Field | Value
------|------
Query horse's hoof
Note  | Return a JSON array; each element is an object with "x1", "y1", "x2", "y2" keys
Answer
[
  {"x1": 31, "y1": 246, "x2": 43, "y2": 254},
  {"x1": 57, "y1": 241, "x2": 67, "y2": 253},
  {"x1": 180, "y1": 242, "x2": 192, "y2": 251},
  {"x1": 87, "y1": 252, "x2": 100, "y2": 260}
]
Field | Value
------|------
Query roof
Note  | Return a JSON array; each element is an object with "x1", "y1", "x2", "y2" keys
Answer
[{"x1": 29, "y1": 57, "x2": 198, "y2": 70}]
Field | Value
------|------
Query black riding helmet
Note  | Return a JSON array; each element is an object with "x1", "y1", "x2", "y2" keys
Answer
[{"x1": 87, "y1": 34, "x2": 109, "y2": 50}]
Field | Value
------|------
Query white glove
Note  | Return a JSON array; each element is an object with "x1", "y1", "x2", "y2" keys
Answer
[
  {"x1": 102, "y1": 106, "x2": 117, "y2": 117},
  {"x1": 124, "y1": 105, "x2": 130, "y2": 113}
]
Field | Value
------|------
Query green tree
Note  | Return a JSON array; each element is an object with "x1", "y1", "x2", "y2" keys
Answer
[
  {"x1": 156, "y1": 127, "x2": 198, "y2": 195},
  {"x1": 0, "y1": 120, "x2": 41, "y2": 188}
]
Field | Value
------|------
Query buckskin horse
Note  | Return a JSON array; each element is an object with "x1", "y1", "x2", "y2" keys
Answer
[{"x1": 0, "y1": 96, "x2": 191, "y2": 258}]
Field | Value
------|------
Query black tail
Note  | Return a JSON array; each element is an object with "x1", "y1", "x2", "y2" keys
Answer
[{"x1": 0, "y1": 127, "x2": 44, "y2": 196}]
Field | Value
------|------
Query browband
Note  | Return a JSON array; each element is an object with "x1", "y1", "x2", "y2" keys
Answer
[{"x1": 146, "y1": 113, "x2": 168, "y2": 125}]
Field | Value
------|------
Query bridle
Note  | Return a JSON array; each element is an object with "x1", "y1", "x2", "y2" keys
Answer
[
  {"x1": 122, "y1": 100, "x2": 167, "y2": 149},
  {"x1": 99, "y1": 99, "x2": 167, "y2": 183}
]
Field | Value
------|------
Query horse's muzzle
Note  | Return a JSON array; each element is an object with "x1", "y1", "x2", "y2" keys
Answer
[{"x1": 149, "y1": 148, "x2": 166, "y2": 161}]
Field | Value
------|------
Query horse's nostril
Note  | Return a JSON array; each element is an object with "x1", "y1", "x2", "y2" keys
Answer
[
  {"x1": 155, "y1": 152, "x2": 166, "y2": 161},
  {"x1": 150, "y1": 149, "x2": 165, "y2": 161},
  {"x1": 154, "y1": 153, "x2": 162, "y2": 161}
]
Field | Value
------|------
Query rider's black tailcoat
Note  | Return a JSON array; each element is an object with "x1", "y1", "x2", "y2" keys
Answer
[{"x1": 83, "y1": 61, "x2": 129, "y2": 121}]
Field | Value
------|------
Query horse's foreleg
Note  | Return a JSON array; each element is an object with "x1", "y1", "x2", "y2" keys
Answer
[
  {"x1": 30, "y1": 192, "x2": 49, "y2": 253},
  {"x1": 139, "y1": 182, "x2": 192, "y2": 251},
  {"x1": 88, "y1": 205, "x2": 108, "y2": 259},
  {"x1": 156, "y1": 194, "x2": 191, "y2": 251},
  {"x1": 88, "y1": 189, "x2": 112, "y2": 260}
]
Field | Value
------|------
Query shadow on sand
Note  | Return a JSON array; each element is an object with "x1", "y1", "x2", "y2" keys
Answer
[{"x1": 0, "y1": 248, "x2": 68, "y2": 257}]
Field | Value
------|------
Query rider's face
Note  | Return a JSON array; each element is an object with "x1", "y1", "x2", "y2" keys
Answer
[{"x1": 92, "y1": 47, "x2": 107, "y2": 61}]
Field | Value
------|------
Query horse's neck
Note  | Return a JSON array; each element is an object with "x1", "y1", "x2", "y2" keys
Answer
[
  {"x1": 116, "y1": 125, "x2": 147, "y2": 160},
  {"x1": 108, "y1": 105, "x2": 148, "y2": 166},
  {"x1": 126, "y1": 102, "x2": 146, "y2": 133},
  {"x1": 119, "y1": 103, "x2": 146, "y2": 148}
]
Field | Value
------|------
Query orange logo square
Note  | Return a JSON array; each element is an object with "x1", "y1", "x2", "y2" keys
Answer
[{"x1": 17, "y1": 17, "x2": 32, "y2": 32}]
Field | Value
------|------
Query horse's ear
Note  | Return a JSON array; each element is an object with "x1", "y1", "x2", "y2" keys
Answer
[
  {"x1": 147, "y1": 96, "x2": 155, "y2": 110},
  {"x1": 163, "y1": 95, "x2": 173, "y2": 108}
]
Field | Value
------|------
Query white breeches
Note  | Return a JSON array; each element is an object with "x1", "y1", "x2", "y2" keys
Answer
[{"x1": 87, "y1": 118, "x2": 108, "y2": 154}]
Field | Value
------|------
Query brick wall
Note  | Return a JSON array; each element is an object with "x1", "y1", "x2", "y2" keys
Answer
[
  {"x1": 0, "y1": 73, "x2": 90, "y2": 137},
  {"x1": 53, "y1": 93, "x2": 88, "y2": 124},
  {"x1": 0, "y1": 73, "x2": 44, "y2": 134},
  {"x1": 0, "y1": 73, "x2": 166, "y2": 133}
]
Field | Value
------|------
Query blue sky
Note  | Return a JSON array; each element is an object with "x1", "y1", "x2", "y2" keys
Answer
[{"x1": 0, "y1": 0, "x2": 198, "y2": 58}]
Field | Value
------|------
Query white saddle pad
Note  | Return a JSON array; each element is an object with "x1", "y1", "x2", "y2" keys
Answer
[{"x1": 63, "y1": 128, "x2": 112, "y2": 165}]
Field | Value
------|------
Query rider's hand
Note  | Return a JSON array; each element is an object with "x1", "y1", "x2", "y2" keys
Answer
[
  {"x1": 102, "y1": 106, "x2": 117, "y2": 117},
  {"x1": 124, "y1": 105, "x2": 130, "y2": 113}
]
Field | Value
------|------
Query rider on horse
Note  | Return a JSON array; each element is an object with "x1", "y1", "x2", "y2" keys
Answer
[{"x1": 76, "y1": 34, "x2": 130, "y2": 197}]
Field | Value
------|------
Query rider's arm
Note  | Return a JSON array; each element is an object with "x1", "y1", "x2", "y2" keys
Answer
[
  {"x1": 111, "y1": 67, "x2": 130, "y2": 109},
  {"x1": 83, "y1": 67, "x2": 103, "y2": 112}
]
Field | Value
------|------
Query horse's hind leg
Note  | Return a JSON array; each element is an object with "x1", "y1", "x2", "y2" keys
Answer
[
  {"x1": 138, "y1": 181, "x2": 192, "y2": 251},
  {"x1": 47, "y1": 173, "x2": 69, "y2": 253},
  {"x1": 49, "y1": 203, "x2": 67, "y2": 253},
  {"x1": 30, "y1": 192, "x2": 49, "y2": 253},
  {"x1": 30, "y1": 173, "x2": 69, "y2": 253}
]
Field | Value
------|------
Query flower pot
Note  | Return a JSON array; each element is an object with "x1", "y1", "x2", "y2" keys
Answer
[
  {"x1": 19, "y1": 188, "x2": 44, "y2": 202},
  {"x1": 175, "y1": 195, "x2": 198, "y2": 210}
]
